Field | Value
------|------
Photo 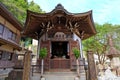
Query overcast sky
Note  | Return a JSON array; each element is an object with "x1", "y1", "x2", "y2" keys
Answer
[{"x1": 28, "y1": 0, "x2": 120, "y2": 25}]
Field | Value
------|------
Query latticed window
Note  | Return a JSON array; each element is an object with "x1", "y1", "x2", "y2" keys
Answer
[
  {"x1": 12, "y1": 33, "x2": 16, "y2": 41},
  {"x1": 0, "y1": 24, "x2": 4, "y2": 34},
  {"x1": 0, "y1": 50, "x2": 3, "y2": 60},
  {"x1": 1, "y1": 51, "x2": 12, "y2": 60},
  {"x1": 8, "y1": 30, "x2": 17, "y2": 41},
  {"x1": 8, "y1": 30, "x2": 12, "y2": 39}
]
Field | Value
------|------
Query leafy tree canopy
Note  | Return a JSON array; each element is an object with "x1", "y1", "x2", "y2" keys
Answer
[
  {"x1": 0, "y1": 0, "x2": 43, "y2": 24},
  {"x1": 82, "y1": 23, "x2": 120, "y2": 64}
]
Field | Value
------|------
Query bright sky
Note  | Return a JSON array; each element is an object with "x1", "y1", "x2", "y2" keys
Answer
[{"x1": 29, "y1": 0, "x2": 120, "y2": 25}]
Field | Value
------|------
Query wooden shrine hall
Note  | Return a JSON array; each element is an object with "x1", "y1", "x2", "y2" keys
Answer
[{"x1": 23, "y1": 4, "x2": 96, "y2": 71}]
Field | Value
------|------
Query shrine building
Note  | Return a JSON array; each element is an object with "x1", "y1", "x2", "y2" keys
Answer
[{"x1": 23, "y1": 4, "x2": 96, "y2": 71}]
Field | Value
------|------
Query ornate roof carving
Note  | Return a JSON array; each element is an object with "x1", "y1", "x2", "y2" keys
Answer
[
  {"x1": 55, "y1": 4, "x2": 64, "y2": 9},
  {"x1": 23, "y1": 4, "x2": 96, "y2": 40}
]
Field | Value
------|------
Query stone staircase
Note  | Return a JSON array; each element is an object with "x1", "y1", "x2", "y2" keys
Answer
[
  {"x1": 45, "y1": 72, "x2": 76, "y2": 80},
  {"x1": 32, "y1": 69, "x2": 86, "y2": 80},
  {"x1": 0, "y1": 69, "x2": 86, "y2": 80},
  {"x1": 32, "y1": 59, "x2": 86, "y2": 80}
]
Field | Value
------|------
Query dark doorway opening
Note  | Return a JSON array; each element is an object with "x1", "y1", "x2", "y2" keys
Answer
[{"x1": 51, "y1": 41, "x2": 69, "y2": 59}]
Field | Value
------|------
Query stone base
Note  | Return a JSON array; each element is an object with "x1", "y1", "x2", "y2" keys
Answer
[
  {"x1": 40, "y1": 77, "x2": 46, "y2": 80},
  {"x1": 5, "y1": 69, "x2": 23, "y2": 80},
  {"x1": 74, "y1": 76, "x2": 80, "y2": 80}
]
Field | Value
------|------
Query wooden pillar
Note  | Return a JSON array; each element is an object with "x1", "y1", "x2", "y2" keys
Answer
[
  {"x1": 22, "y1": 51, "x2": 32, "y2": 80},
  {"x1": 87, "y1": 50, "x2": 97, "y2": 80},
  {"x1": 11, "y1": 53, "x2": 18, "y2": 62},
  {"x1": 37, "y1": 38, "x2": 41, "y2": 59},
  {"x1": 79, "y1": 38, "x2": 83, "y2": 58}
]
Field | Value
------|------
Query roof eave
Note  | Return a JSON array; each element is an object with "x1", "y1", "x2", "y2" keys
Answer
[{"x1": 0, "y1": 3, "x2": 23, "y2": 31}]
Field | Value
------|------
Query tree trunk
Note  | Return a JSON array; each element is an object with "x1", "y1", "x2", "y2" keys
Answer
[
  {"x1": 41, "y1": 59, "x2": 44, "y2": 76},
  {"x1": 76, "y1": 59, "x2": 80, "y2": 77}
]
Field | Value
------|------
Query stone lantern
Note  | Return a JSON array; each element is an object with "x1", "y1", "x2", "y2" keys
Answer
[{"x1": 106, "y1": 35, "x2": 120, "y2": 72}]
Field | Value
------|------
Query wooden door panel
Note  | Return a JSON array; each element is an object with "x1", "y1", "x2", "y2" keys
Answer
[{"x1": 50, "y1": 59, "x2": 70, "y2": 69}]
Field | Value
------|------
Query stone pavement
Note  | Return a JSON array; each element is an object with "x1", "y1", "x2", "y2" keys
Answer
[{"x1": 1, "y1": 72, "x2": 120, "y2": 80}]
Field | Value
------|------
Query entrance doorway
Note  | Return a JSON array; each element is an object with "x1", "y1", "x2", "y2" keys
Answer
[
  {"x1": 50, "y1": 41, "x2": 70, "y2": 69},
  {"x1": 51, "y1": 41, "x2": 69, "y2": 59}
]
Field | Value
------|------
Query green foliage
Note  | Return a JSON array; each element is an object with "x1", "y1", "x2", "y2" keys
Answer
[
  {"x1": 39, "y1": 48, "x2": 47, "y2": 59},
  {"x1": 28, "y1": 1, "x2": 42, "y2": 12},
  {"x1": 72, "y1": 48, "x2": 80, "y2": 59},
  {"x1": 21, "y1": 37, "x2": 32, "y2": 48},
  {"x1": 0, "y1": 0, "x2": 44, "y2": 47},
  {"x1": 82, "y1": 23, "x2": 120, "y2": 64},
  {"x1": 0, "y1": 0, "x2": 43, "y2": 24},
  {"x1": 83, "y1": 23, "x2": 118, "y2": 53},
  {"x1": 112, "y1": 25, "x2": 120, "y2": 50}
]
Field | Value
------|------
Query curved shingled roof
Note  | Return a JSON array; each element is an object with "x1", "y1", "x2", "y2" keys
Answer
[{"x1": 23, "y1": 4, "x2": 96, "y2": 40}]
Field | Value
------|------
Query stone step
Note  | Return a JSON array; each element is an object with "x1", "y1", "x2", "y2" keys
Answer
[
  {"x1": 32, "y1": 73, "x2": 86, "y2": 80},
  {"x1": 32, "y1": 70, "x2": 86, "y2": 80},
  {"x1": 45, "y1": 71, "x2": 76, "y2": 75}
]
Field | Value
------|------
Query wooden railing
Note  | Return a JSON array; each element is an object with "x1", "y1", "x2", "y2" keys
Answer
[
  {"x1": 31, "y1": 64, "x2": 41, "y2": 76},
  {"x1": 0, "y1": 60, "x2": 14, "y2": 69}
]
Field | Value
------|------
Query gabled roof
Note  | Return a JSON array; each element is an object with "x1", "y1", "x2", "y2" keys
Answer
[
  {"x1": 0, "y1": 3, "x2": 23, "y2": 31},
  {"x1": 23, "y1": 4, "x2": 96, "y2": 40}
]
